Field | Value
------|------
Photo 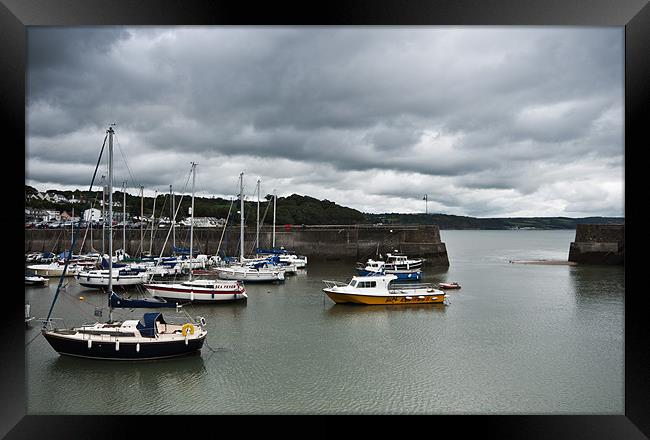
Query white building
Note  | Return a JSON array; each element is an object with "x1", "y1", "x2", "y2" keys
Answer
[
  {"x1": 44, "y1": 193, "x2": 69, "y2": 203},
  {"x1": 83, "y1": 208, "x2": 102, "y2": 222}
]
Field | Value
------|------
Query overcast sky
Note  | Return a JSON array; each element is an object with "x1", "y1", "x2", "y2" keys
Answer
[{"x1": 26, "y1": 26, "x2": 624, "y2": 217}]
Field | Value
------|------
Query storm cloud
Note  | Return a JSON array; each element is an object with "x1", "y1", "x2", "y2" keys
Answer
[{"x1": 26, "y1": 26, "x2": 624, "y2": 217}]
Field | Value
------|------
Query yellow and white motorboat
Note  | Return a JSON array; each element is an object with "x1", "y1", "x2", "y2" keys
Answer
[{"x1": 322, "y1": 274, "x2": 448, "y2": 305}]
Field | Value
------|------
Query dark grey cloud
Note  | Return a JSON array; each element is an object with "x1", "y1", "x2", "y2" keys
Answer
[{"x1": 26, "y1": 27, "x2": 624, "y2": 217}]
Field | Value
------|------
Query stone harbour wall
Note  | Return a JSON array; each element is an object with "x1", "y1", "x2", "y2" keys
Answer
[
  {"x1": 568, "y1": 224, "x2": 624, "y2": 265},
  {"x1": 25, "y1": 224, "x2": 450, "y2": 266}
]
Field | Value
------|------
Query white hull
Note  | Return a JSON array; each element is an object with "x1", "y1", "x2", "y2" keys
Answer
[
  {"x1": 76, "y1": 270, "x2": 150, "y2": 287},
  {"x1": 27, "y1": 264, "x2": 80, "y2": 277},
  {"x1": 215, "y1": 266, "x2": 285, "y2": 282},
  {"x1": 279, "y1": 255, "x2": 307, "y2": 268},
  {"x1": 144, "y1": 280, "x2": 247, "y2": 302}
]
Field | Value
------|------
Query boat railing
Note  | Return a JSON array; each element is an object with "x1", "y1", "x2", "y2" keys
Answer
[
  {"x1": 389, "y1": 282, "x2": 435, "y2": 290},
  {"x1": 41, "y1": 317, "x2": 68, "y2": 330},
  {"x1": 322, "y1": 279, "x2": 349, "y2": 289}
]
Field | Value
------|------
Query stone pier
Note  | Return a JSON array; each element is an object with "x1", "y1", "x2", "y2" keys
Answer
[
  {"x1": 24, "y1": 224, "x2": 450, "y2": 265},
  {"x1": 568, "y1": 224, "x2": 624, "y2": 265}
]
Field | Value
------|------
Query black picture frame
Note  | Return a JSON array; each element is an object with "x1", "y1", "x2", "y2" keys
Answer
[{"x1": 5, "y1": 0, "x2": 647, "y2": 437}]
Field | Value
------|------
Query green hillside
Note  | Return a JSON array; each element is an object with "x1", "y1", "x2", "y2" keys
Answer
[{"x1": 25, "y1": 185, "x2": 624, "y2": 229}]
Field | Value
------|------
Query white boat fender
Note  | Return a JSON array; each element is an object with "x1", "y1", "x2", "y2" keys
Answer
[
  {"x1": 87, "y1": 339, "x2": 92, "y2": 349},
  {"x1": 136, "y1": 343, "x2": 140, "y2": 352},
  {"x1": 115, "y1": 340, "x2": 120, "y2": 351}
]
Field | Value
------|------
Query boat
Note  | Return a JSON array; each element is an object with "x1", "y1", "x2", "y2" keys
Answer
[
  {"x1": 250, "y1": 188, "x2": 307, "y2": 270},
  {"x1": 356, "y1": 259, "x2": 422, "y2": 280},
  {"x1": 383, "y1": 253, "x2": 424, "y2": 271},
  {"x1": 42, "y1": 126, "x2": 207, "y2": 360},
  {"x1": 215, "y1": 172, "x2": 285, "y2": 283},
  {"x1": 322, "y1": 274, "x2": 447, "y2": 305},
  {"x1": 42, "y1": 310, "x2": 207, "y2": 360},
  {"x1": 216, "y1": 262, "x2": 286, "y2": 282},
  {"x1": 26, "y1": 262, "x2": 81, "y2": 277},
  {"x1": 143, "y1": 163, "x2": 248, "y2": 303},
  {"x1": 438, "y1": 282, "x2": 461, "y2": 290},
  {"x1": 256, "y1": 248, "x2": 308, "y2": 269},
  {"x1": 25, "y1": 271, "x2": 49, "y2": 286},
  {"x1": 143, "y1": 278, "x2": 247, "y2": 302},
  {"x1": 75, "y1": 268, "x2": 151, "y2": 288}
]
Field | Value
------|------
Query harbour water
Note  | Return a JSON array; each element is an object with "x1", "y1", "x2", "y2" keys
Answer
[{"x1": 25, "y1": 229, "x2": 624, "y2": 414}]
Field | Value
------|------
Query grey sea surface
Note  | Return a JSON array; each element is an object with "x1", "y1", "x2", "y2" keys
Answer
[{"x1": 26, "y1": 229, "x2": 624, "y2": 414}]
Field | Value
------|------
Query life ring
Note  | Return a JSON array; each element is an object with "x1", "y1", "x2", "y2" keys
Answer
[{"x1": 181, "y1": 323, "x2": 195, "y2": 337}]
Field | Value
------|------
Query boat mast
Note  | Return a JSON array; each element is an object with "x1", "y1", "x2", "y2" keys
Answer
[
  {"x1": 140, "y1": 185, "x2": 144, "y2": 257},
  {"x1": 122, "y1": 181, "x2": 126, "y2": 255},
  {"x1": 170, "y1": 184, "x2": 175, "y2": 250},
  {"x1": 101, "y1": 175, "x2": 106, "y2": 256},
  {"x1": 240, "y1": 172, "x2": 244, "y2": 261},
  {"x1": 107, "y1": 125, "x2": 114, "y2": 322},
  {"x1": 272, "y1": 189, "x2": 276, "y2": 248},
  {"x1": 256, "y1": 179, "x2": 260, "y2": 253},
  {"x1": 149, "y1": 189, "x2": 157, "y2": 255},
  {"x1": 189, "y1": 162, "x2": 196, "y2": 281},
  {"x1": 89, "y1": 207, "x2": 93, "y2": 253}
]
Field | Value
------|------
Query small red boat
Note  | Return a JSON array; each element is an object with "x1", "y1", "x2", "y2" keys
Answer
[{"x1": 438, "y1": 282, "x2": 461, "y2": 290}]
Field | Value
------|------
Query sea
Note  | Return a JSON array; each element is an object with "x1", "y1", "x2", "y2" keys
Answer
[{"x1": 25, "y1": 229, "x2": 624, "y2": 414}]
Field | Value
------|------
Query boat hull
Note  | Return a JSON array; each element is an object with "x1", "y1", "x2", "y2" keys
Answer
[
  {"x1": 323, "y1": 290, "x2": 446, "y2": 305},
  {"x1": 42, "y1": 331, "x2": 205, "y2": 360},
  {"x1": 76, "y1": 275, "x2": 147, "y2": 288},
  {"x1": 216, "y1": 268, "x2": 285, "y2": 282},
  {"x1": 356, "y1": 269, "x2": 422, "y2": 280},
  {"x1": 27, "y1": 265, "x2": 78, "y2": 277},
  {"x1": 143, "y1": 284, "x2": 247, "y2": 302},
  {"x1": 25, "y1": 277, "x2": 48, "y2": 286}
]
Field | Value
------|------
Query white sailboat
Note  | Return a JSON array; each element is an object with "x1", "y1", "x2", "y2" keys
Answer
[
  {"x1": 42, "y1": 125, "x2": 207, "y2": 360},
  {"x1": 75, "y1": 268, "x2": 151, "y2": 288},
  {"x1": 27, "y1": 262, "x2": 81, "y2": 277},
  {"x1": 143, "y1": 163, "x2": 248, "y2": 302},
  {"x1": 215, "y1": 173, "x2": 285, "y2": 283}
]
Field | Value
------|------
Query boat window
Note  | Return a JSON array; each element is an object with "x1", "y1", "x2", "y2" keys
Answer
[{"x1": 350, "y1": 280, "x2": 357, "y2": 287}]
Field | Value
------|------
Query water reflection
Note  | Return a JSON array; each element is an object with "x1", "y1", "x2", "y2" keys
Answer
[
  {"x1": 41, "y1": 352, "x2": 209, "y2": 414},
  {"x1": 324, "y1": 302, "x2": 447, "y2": 318},
  {"x1": 568, "y1": 265, "x2": 624, "y2": 305}
]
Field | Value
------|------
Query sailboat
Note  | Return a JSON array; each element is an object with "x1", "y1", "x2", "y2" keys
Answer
[
  {"x1": 42, "y1": 126, "x2": 207, "y2": 360},
  {"x1": 214, "y1": 173, "x2": 285, "y2": 283},
  {"x1": 253, "y1": 192, "x2": 307, "y2": 269},
  {"x1": 142, "y1": 163, "x2": 248, "y2": 303},
  {"x1": 75, "y1": 267, "x2": 151, "y2": 288}
]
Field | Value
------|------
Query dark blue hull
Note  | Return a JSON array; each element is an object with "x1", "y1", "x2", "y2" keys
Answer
[{"x1": 42, "y1": 331, "x2": 205, "y2": 360}]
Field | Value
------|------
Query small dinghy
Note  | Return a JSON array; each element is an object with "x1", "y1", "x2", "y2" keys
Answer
[{"x1": 438, "y1": 282, "x2": 461, "y2": 290}]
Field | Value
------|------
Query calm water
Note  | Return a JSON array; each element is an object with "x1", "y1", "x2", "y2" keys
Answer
[{"x1": 26, "y1": 230, "x2": 624, "y2": 414}]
